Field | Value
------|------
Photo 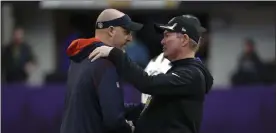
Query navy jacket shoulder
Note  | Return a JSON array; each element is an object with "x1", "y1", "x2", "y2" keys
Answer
[{"x1": 61, "y1": 39, "x2": 132, "y2": 133}]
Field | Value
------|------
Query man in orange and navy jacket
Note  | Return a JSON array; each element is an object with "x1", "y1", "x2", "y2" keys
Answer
[{"x1": 60, "y1": 9, "x2": 143, "y2": 133}]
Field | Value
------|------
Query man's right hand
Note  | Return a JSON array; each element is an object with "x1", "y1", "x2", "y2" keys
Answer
[{"x1": 89, "y1": 46, "x2": 114, "y2": 62}]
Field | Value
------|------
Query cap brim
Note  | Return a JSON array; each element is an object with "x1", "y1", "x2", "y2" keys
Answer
[
  {"x1": 125, "y1": 22, "x2": 143, "y2": 31},
  {"x1": 154, "y1": 23, "x2": 173, "y2": 34}
]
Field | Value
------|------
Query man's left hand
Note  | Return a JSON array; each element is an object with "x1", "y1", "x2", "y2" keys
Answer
[{"x1": 89, "y1": 46, "x2": 114, "y2": 62}]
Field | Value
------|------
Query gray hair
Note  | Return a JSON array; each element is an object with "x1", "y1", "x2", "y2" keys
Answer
[
  {"x1": 189, "y1": 39, "x2": 200, "y2": 52},
  {"x1": 176, "y1": 33, "x2": 200, "y2": 51}
]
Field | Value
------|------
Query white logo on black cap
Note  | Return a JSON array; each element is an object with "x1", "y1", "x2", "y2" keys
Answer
[
  {"x1": 160, "y1": 23, "x2": 177, "y2": 30},
  {"x1": 97, "y1": 22, "x2": 103, "y2": 28},
  {"x1": 182, "y1": 27, "x2": 186, "y2": 32}
]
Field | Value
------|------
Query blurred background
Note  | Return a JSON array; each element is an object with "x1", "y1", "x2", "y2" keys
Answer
[{"x1": 1, "y1": 1, "x2": 276, "y2": 133}]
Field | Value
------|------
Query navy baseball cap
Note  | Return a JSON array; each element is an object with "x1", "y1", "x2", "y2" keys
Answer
[
  {"x1": 95, "y1": 15, "x2": 143, "y2": 31},
  {"x1": 154, "y1": 15, "x2": 206, "y2": 43}
]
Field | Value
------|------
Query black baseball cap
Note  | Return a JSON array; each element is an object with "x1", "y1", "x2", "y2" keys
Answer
[
  {"x1": 154, "y1": 15, "x2": 206, "y2": 43},
  {"x1": 95, "y1": 15, "x2": 143, "y2": 31},
  {"x1": 182, "y1": 14, "x2": 206, "y2": 32}
]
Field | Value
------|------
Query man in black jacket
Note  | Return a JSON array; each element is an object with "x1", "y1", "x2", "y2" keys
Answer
[
  {"x1": 89, "y1": 15, "x2": 214, "y2": 133},
  {"x1": 60, "y1": 9, "x2": 143, "y2": 133}
]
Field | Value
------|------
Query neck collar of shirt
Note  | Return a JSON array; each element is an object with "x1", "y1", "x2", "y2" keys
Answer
[{"x1": 170, "y1": 58, "x2": 196, "y2": 66}]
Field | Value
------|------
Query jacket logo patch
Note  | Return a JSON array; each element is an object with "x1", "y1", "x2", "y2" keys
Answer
[{"x1": 172, "y1": 72, "x2": 180, "y2": 78}]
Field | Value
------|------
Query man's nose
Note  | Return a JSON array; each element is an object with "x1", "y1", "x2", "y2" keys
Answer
[{"x1": 161, "y1": 38, "x2": 165, "y2": 45}]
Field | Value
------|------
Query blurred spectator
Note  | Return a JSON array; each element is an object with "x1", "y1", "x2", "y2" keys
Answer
[
  {"x1": 137, "y1": 19, "x2": 163, "y2": 59},
  {"x1": 125, "y1": 37, "x2": 150, "y2": 69},
  {"x1": 231, "y1": 38, "x2": 263, "y2": 86},
  {"x1": 2, "y1": 27, "x2": 36, "y2": 84}
]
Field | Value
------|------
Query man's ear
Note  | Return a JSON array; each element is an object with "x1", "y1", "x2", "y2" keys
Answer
[
  {"x1": 107, "y1": 26, "x2": 115, "y2": 37},
  {"x1": 182, "y1": 34, "x2": 189, "y2": 47}
]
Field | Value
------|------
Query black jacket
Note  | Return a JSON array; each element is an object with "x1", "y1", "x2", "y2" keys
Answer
[
  {"x1": 60, "y1": 38, "x2": 132, "y2": 133},
  {"x1": 107, "y1": 48, "x2": 214, "y2": 133}
]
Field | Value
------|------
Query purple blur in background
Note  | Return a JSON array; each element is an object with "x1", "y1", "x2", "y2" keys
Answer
[{"x1": 2, "y1": 84, "x2": 276, "y2": 133}]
